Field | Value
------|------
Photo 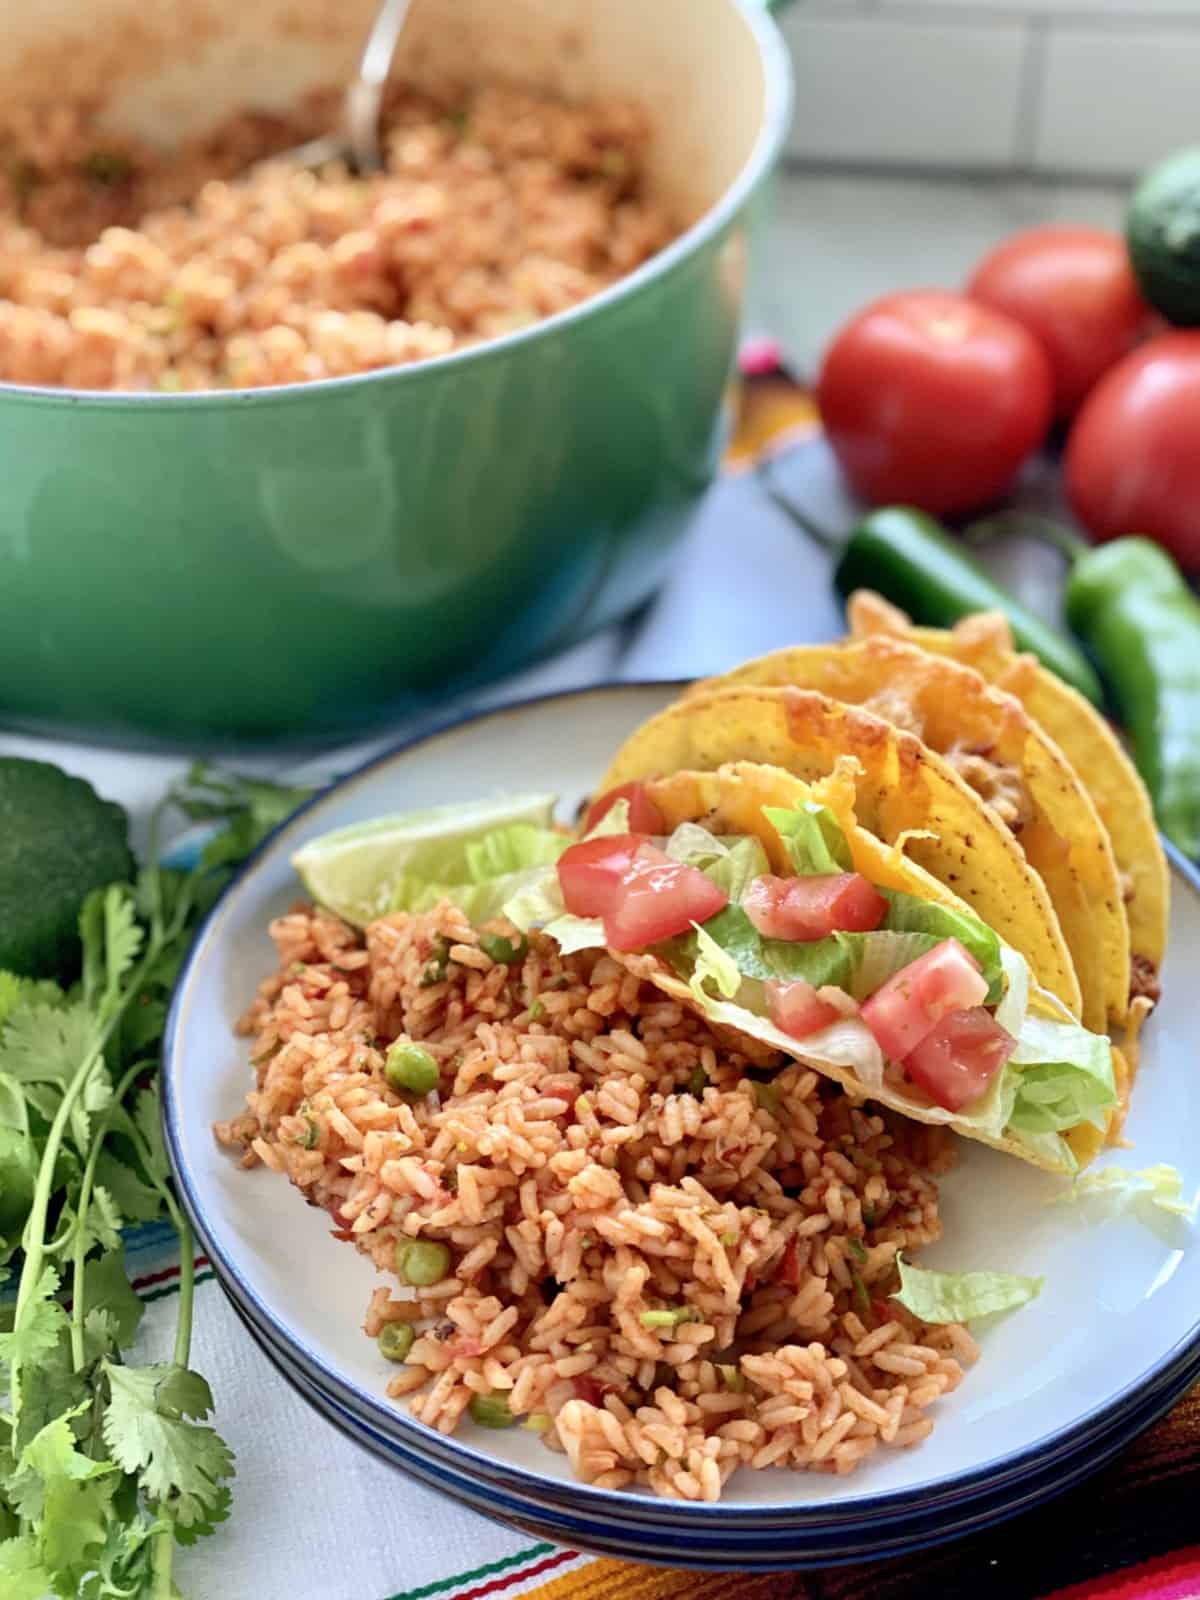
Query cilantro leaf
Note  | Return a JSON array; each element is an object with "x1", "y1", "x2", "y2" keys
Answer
[
  {"x1": 0, "y1": 763, "x2": 304, "y2": 1596},
  {"x1": 88, "y1": 1186, "x2": 124, "y2": 1255},
  {"x1": 91, "y1": 1506, "x2": 162, "y2": 1596},
  {"x1": 0, "y1": 1000, "x2": 110, "y2": 1154},
  {"x1": 133, "y1": 1086, "x2": 168, "y2": 1183},
  {"x1": 80, "y1": 886, "x2": 144, "y2": 1020},
  {"x1": 0, "y1": 1534, "x2": 54, "y2": 1600},
  {"x1": 0, "y1": 1267, "x2": 68, "y2": 1380},
  {"x1": 0, "y1": 974, "x2": 65, "y2": 1032},
  {"x1": 101, "y1": 1363, "x2": 235, "y2": 1534},
  {"x1": 82, "y1": 1250, "x2": 144, "y2": 1349},
  {"x1": 169, "y1": 762, "x2": 315, "y2": 873},
  {"x1": 11, "y1": 1324, "x2": 90, "y2": 1458},
  {"x1": 7, "y1": 1410, "x2": 119, "y2": 1591},
  {"x1": 94, "y1": 1148, "x2": 164, "y2": 1225},
  {"x1": 0, "y1": 1076, "x2": 37, "y2": 1262}
]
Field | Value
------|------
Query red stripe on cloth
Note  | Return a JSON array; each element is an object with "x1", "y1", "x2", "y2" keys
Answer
[
  {"x1": 452, "y1": 1549, "x2": 579, "y2": 1600},
  {"x1": 130, "y1": 1255, "x2": 209, "y2": 1290},
  {"x1": 1037, "y1": 1547, "x2": 1200, "y2": 1600}
]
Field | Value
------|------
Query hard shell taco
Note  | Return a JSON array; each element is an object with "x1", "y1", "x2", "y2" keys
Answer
[
  {"x1": 505, "y1": 761, "x2": 1119, "y2": 1176},
  {"x1": 594, "y1": 682, "x2": 1084, "y2": 1020},
  {"x1": 686, "y1": 635, "x2": 1129, "y2": 1033},
  {"x1": 846, "y1": 590, "x2": 1168, "y2": 1010}
]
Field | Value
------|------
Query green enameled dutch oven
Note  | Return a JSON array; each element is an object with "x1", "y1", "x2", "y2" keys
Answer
[{"x1": 0, "y1": 0, "x2": 793, "y2": 745}]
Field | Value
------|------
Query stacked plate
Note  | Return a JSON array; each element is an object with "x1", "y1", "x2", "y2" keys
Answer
[{"x1": 163, "y1": 685, "x2": 1200, "y2": 1569}]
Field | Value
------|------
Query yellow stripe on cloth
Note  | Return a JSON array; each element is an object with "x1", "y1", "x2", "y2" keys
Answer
[{"x1": 723, "y1": 375, "x2": 819, "y2": 472}]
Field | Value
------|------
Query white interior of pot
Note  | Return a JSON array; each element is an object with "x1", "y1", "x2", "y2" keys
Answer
[{"x1": 2, "y1": 0, "x2": 770, "y2": 225}]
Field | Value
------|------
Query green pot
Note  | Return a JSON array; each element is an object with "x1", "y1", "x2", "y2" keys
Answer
[{"x1": 0, "y1": 0, "x2": 793, "y2": 745}]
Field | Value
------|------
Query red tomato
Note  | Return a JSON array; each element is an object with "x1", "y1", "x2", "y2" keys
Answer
[
  {"x1": 1065, "y1": 332, "x2": 1200, "y2": 571},
  {"x1": 585, "y1": 781, "x2": 664, "y2": 835},
  {"x1": 603, "y1": 855, "x2": 727, "y2": 952},
  {"x1": 859, "y1": 938, "x2": 987, "y2": 1061},
  {"x1": 968, "y1": 227, "x2": 1149, "y2": 417},
  {"x1": 816, "y1": 290, "x2": 1054, "y2": 515},
  {"x1": 572, "y1": 1374, "x2": 611, "y2": 1406},
  {"x1": 776, "y1": 1237, "x2": 802, "y2": 1289},
  {"x1": 557, "y1": 833, "x2": 651, "y2": 917},
  {"x1": 745, "y1": 873, "x2": 888, "y2": 941},
  {"x1": 903, "y1": 1006, "x2": 1016, "y2": 1112},
  {"x1": 766, "y1": 978, "x2": 843, "y2": 1041}
]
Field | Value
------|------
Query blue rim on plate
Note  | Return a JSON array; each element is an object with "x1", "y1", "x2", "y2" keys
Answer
[
  {"x1": 222, "y1": 1272, "x2": 1200, "y2": 1568},
  {"x1": 162, "y1": 681, "x2": 1200, "y2": 1560}
]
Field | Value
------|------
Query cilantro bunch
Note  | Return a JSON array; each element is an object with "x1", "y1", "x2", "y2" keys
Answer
[{"x1": 0, "y1": 764, "x2": 312, "y2": 1599}]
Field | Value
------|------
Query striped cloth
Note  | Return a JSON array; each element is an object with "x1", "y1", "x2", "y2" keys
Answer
[{"x1": 86, "y1": 345, "x2": 1200, "y2": 1598}]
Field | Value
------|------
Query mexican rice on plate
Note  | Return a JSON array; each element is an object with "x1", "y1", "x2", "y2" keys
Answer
[{"x1": 211, "y1": 604, "x2": 1174, "y2": 1504}]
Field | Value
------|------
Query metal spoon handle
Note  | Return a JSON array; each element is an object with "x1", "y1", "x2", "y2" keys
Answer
[{"x1": 345, "y1": 0, "x2": 416, "y2": 172}]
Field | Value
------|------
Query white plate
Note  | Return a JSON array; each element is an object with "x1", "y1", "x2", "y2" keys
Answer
[{"x1": 164, "y1": 683, "x2": 1200, "y2": 1525}]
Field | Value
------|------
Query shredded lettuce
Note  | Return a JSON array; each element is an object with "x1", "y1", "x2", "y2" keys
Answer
[
  {"x1": 1006, "y1": 1017, "x2": 1115, "y2": 1135},
  {"x1": 665, "y1": 826, "x2": 769, "y2": 901},
  {"x1": 1052, "y1": 1164, "x2": 1197, "y2": 1218},
  {"x1": 383, "y1": 819, "x2": 569, "y2": 924},
  {"x1": 503, "y1": 799, "x2": 633, "y2": 935},
  {"x1": 758, "y1": 803, "x2": 1002, "y2": 998},
  {"x1": 763, "y1": 802, "x2": 853, "y2": 874},
  {"x1": 879, "y1": 890, "x2": 1003, "y2": 1002},
  {"x1": 671, "y1": 906, "x2": 852, "y2": 990},
  {"x1": 540, "y1": 914, "x2": 605, "y2": 956},
  {"x1": 892, "y1": 1253, "x2": 1043, "y2": 1324},
  {"x1": 689, "y1": 924, "x2": 742, "y2": 1005},
  {"x1": 663, "y1": 893, "x2": 1110, "y2": 1169},
  {"x1": 464, "y1": 823, "x2": 565, "y2": 882},
  {"x1": 684, "y1": 982, "x2": 887, "y2": 1086},
  {"x1": 671, "y1": 914, "x2": 946, "y2": 1001},
  {"x1": 846, "y1": 929, "x2": 945, "y2": 1001}
]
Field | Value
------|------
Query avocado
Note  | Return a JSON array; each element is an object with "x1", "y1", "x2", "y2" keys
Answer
[
  {"x1": 0, "y1": 757, "x2": 133, "y2": 981},
  {"x1": 1127, "y1": 147, "x2": 1200, "y2": 327}
]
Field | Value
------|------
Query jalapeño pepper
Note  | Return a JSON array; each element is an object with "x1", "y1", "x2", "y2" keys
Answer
[
  {"x1": 1065, "y1": 538, "x2": 1200, "y2": 860},
  {"x1": 784, "y1": 498, "x2": 1104, "y2": 705}
]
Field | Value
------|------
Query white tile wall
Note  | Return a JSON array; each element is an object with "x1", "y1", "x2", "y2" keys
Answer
[
  {"x1": 779, "y1": 1, "x2": 1200, "y2": 177},
  {"x1": 1036, "y1": 26, "x2": 1200, "y2": 176},
  {"x1": 781, "y1": 14, "x2": 1028, "y2": 167}
]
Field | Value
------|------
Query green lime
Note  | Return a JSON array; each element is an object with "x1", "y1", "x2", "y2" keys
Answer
[{"x1": 291, "y1": 794, "x2": 560, "y2": 926}]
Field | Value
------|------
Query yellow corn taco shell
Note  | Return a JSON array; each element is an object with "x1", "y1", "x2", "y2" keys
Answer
[
  {"x1": 598, "y1": 683, "x2": 1082, "y2": 1018},
  {"x1": 846, "y1": 591, "x2": 1168, "y2": 1008},
  {"x1": 689, "y1": 635, "x2": 1129, "y2": 1033},
  {"x1": 619, "y1": 762, "x2": 1110, "y2": 1175}
]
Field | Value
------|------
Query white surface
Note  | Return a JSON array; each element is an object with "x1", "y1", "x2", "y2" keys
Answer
[
  {"x1": 167, "y1": 682, "x2": 1200, "y2": 1520},
  {"x1": 783, "y1": 2, "x2": 1200, "y2": 178},
  {"x1": 1035, "y1": 24, "x2": 1200, "y2": 177},
  {"x1": 782, "y1": 12, "x2": 1027, "y2": 167},
  {"x1": 752, "y1": 171, "x2": 1125, "y2": 373}
]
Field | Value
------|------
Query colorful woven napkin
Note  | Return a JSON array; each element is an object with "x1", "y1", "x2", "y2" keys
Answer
[{"x1": 20, "y1": 343, "x2": 1199, "y2": 1600}]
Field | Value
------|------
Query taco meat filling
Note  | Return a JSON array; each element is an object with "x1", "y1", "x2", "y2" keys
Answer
[
  {"x1": 858, "y1": 686, "x2": 1033, "y2": 833},
  {"x1": 942, "y1": 743, "x2": 1033, "y2": 834},
  {"x1": 1129, "y1": 953, "x2": 1162, "y2": 1008}
]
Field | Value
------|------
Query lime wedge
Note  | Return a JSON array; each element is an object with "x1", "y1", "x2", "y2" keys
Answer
[{"x1": 291, "y1": 794, "x2": 560, "y2": 926}]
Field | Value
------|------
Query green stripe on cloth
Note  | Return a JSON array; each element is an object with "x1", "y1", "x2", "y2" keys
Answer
[{"x1": 383, "y1": 1542, "x2": 556, "y2": 1600}]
